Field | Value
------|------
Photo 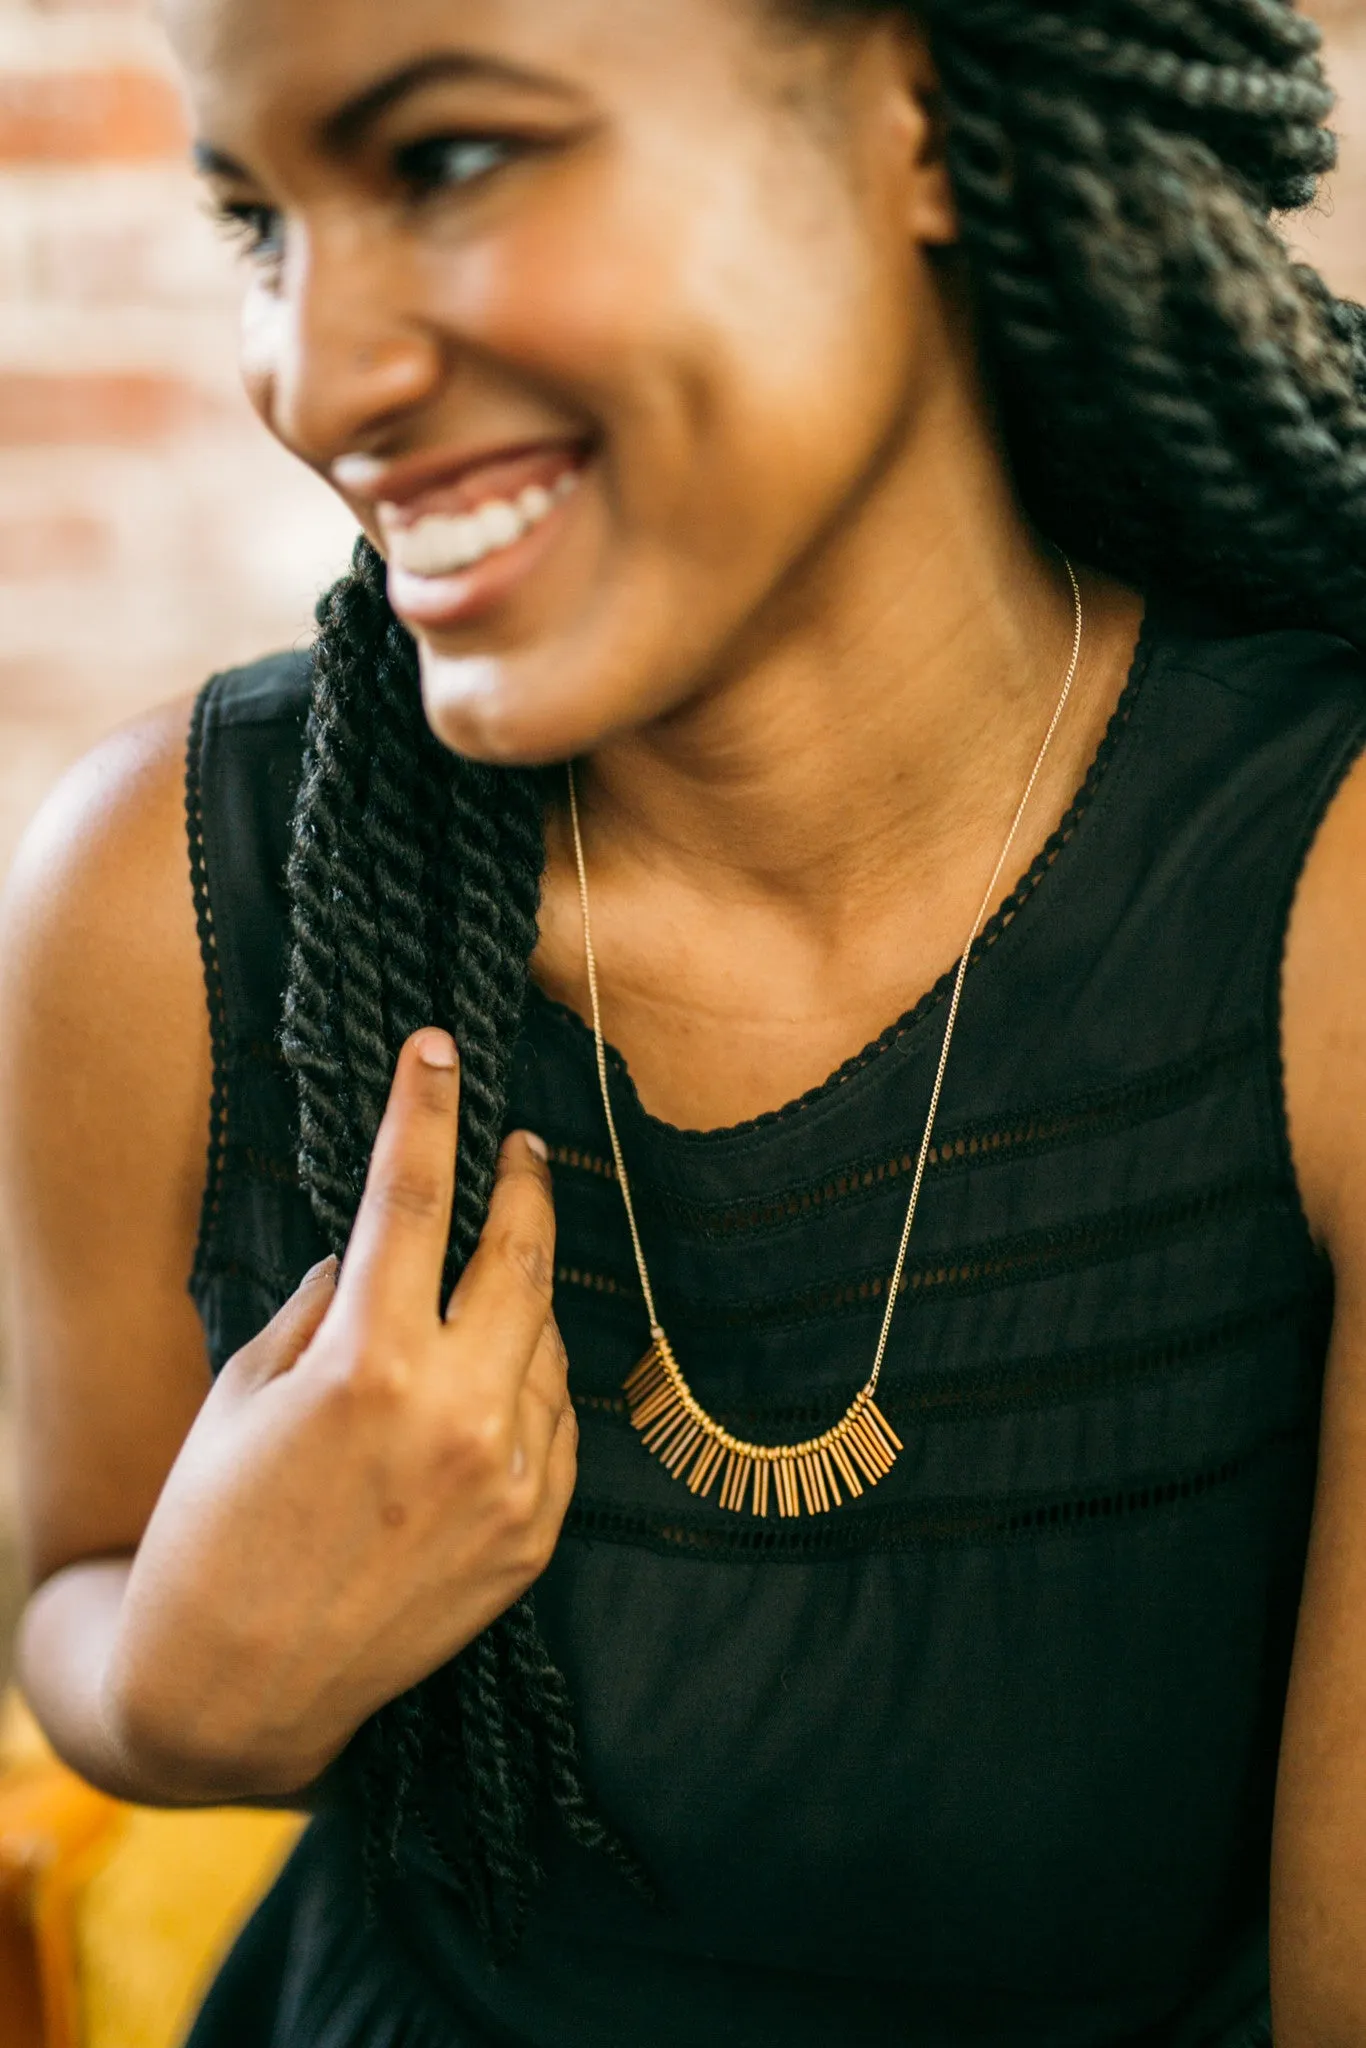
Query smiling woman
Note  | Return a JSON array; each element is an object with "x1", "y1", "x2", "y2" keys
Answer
[{"x1": 4, "y1": 1, "x2": 1366, "y2": 2045}]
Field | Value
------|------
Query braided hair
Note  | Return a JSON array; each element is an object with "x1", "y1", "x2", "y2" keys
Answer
[
  {"x1": 283, "y1": 0, "x2": 1366, "y2": 1959},
  {"x1": 282, "y1": 544, "x2": 647, "y2": 1957}
]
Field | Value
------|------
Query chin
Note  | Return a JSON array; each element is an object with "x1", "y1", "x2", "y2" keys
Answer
[{"x1": 417, "y1": 641, "x2": 623, "y2": 768}]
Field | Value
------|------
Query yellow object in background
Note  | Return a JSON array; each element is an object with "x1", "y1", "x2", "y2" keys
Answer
[
  {"x1": 0, "y1": 1692, "x2": 303, "y2": 2048},
  {"x1": 77, "y1": 1805, "x2": 303, "y2": 2048}
]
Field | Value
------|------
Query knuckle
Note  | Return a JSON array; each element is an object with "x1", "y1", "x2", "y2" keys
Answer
[
  {"x1": 371, "y1": 1171, "x2": 443, "y2": 1224},
  {"x1": 321, "y1": 1332, "x2": 414, "y2": 1409},
  {"x1": 438, "y1": 1402, "x2": 509, "y2": 1481}
]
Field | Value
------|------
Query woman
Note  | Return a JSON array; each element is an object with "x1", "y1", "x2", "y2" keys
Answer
[{"x1": 3, "y1": 0, "x2": 1365, "y2": 2039}]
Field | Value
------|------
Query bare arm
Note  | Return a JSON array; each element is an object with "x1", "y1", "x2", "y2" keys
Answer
[
  {"x1": 1, "y1": 702, "x2": 576, "y2": 1809},
  {"x1": 0, "y1": 703, "x2": 219, "y2": 1799},
  {"x1": 1272, "y1": 747, "x2": 1366, "y2": 2045}
]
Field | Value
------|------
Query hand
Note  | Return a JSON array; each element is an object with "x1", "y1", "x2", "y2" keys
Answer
[{"x1": 103, "y1": 1029, "x2": 576, "y2": 1799}]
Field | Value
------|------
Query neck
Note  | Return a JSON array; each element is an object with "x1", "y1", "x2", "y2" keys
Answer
[{"x1": 532, "y1": 332, "x2": 1146, "y2": 1136}]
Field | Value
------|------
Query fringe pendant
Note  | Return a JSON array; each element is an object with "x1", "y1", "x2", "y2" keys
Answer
[{"x1": 624, "y1": 1331, "x2": 904, "y2": 1520}]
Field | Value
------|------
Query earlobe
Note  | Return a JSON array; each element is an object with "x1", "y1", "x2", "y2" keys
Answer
[
  {"x1": 910, "y1": 153, "x2": 959, "y2": 250},
  {"x1": 903, "y1": 44, "x2": 958, "y2": 246},
  {"x1": 875, "y1": 17, "x2": 959, "y2": 248}
]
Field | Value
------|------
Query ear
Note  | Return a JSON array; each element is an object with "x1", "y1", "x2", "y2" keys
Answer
[{"x1": 877, "y1": 16, "x2": 959, "y2": 249}]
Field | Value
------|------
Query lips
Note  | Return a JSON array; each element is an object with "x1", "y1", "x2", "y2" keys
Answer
[
  {"x1": 367, "y1": 440, "x2": 591, "y2": 631},
  {"x1": 363, "y1": 438, "x2": 581, "y2": 521},
  {"x1": 387, "y1": 469, "x2": 581, "y2": 578}
]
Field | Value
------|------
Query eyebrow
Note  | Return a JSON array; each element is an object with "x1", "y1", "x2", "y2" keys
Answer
[
  {"x1": 193, "y1": 50, "x2": 578, "y2": 181},
  {"x1": 322, "y1": 51, "x2": 579, "y2": 150}
]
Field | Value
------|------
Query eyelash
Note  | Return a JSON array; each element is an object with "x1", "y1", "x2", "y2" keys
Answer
[
  {"x1": 212, "y1": 201, "x2": 282, "y2": 263},
  {"x1": 210, "y1": 136, "x2": 522, "y2": 268}
]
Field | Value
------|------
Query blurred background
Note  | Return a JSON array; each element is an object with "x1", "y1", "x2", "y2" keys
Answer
[{"x1": 0, "y1": 0, "x2": 1364, "y2": 1676}]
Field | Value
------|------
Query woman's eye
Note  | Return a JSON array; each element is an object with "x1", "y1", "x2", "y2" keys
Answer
[
  {"x1": 212, "y1": 201, "x2": 284, "y2": 267},
  {"x1": 394, "y1": 136, "x2": 519, "y2": 198}
]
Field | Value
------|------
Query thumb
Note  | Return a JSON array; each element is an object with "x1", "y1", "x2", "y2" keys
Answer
[{"x1": 223, "y1": 1255, "x2": 340, "y2": 1394}]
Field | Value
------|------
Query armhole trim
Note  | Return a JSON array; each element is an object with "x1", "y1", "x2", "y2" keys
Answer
[{"x1": 186, "y1": 677, "x2": 229, "y2": 1299}]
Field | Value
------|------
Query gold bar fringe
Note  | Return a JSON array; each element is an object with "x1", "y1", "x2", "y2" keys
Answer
[{"x1": 625, "y1": 1340, "x2": 902, "y2": 1520}]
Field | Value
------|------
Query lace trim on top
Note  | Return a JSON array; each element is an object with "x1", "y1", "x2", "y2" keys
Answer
[
  {"x1": 552, "y1": 1169, "x2": 1289, "y2": 1331},
  {"x1": 228, "y1": 1022, "x2": 1258, "y2": 1233},
  {"x1": 545, "y1": 1025, "x2": 1258, "y2": 1237},
  {"x1": 571, "y1": 1290, "x2": 1317, "y2": 1432}
]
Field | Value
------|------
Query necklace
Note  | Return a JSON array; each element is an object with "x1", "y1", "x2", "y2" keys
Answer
[{"x1": 567, "y1": 561, "x2": 1084, "y2": 1518}]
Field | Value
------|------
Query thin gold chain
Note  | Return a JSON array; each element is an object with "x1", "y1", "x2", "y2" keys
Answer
[{"x1": 567, "y1": 559, "x2": 1084, "y2": 1512}]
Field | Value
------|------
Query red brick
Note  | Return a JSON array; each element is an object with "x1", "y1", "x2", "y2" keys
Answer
[
  {"x1": 0, "y1": 71, "x2": 187, "y2": 165},
  {"x1": 0, "y1": 373, "x2": 217, "y2": 447},
  {"x1": 0, "y1": 513, "x2": 113, "y2": 582}
]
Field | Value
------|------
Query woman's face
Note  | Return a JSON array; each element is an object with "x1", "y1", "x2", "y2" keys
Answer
[{"x1": 169, "y1": 0, "x2": 957, "y2": 763}]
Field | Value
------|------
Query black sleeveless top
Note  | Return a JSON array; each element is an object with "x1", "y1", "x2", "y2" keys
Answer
[{"x1": 184, "y1": 614, "x2": 1366, "y2": 2048}]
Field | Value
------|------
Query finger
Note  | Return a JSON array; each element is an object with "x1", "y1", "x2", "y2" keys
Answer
[
  {"x1": 223, "y1": 1256, "x2": 338, "y2": 1393},
  {"x1": 336, "y1": 1030, "x2": 460, "y2": 1329},
  {"x1": 442, "y1": 1131, "x2": 557, "y2": 1390}
]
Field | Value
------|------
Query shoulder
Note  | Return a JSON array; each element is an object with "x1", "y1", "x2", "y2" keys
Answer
[
  {"x1": 1151, "y1": 614, "x2": 1366, "y2": 719},
  {"x1": 1122, "y1": 617, "x2": 1366, "y2": 874},
  {"x1": 1, "y1": 643, "x2": 314, "y2": 1099},
  {"x1": 0, "y1": 646, "x2": 314, "y2": 1295},
  {"x1": 0, "y1": 692, "x2": 209, "y2": 1244},
  {"x1": 2, "y1": 643, "x2": 312, "y2": 979},
  {"x1": 194, "y1": 645, "x2": 314, "y2": 736},
  {"x1": 1, "y1": 692, "x2": 201, "y2": 1023}
]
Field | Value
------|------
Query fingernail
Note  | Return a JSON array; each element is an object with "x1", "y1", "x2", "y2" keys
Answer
[
  {"x1": 523, "y1": 1132, "x2": 549, "y2": 1162},
  {"x1": 416, "y1": 1029, "x2": 457, "y2": 1070},
  {"x1": 303, "y1": 1255, "x2": 338, "y2": 1285}
]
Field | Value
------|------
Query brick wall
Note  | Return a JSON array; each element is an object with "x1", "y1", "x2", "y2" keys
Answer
[{"x1": 0, "y1": 0, "x2": 358, "y2": 893}]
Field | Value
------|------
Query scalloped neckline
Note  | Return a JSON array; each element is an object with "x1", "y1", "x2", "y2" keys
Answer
[{"x1": 528, "y1": 610, "x2": 1157, "y2": 1148}]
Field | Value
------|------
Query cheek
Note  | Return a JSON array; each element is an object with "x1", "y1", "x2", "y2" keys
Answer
[
  {"x1": 430, "y1": 165, "x2": 909, "y2": 565},
  {"x1": 418, "y1": 167, "x2": 680, "y2": 419}
]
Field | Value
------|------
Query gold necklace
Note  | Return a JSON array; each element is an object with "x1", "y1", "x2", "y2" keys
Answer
[{"x1": 567, "y1": 562, "x2": 1084, "y2": 1519}]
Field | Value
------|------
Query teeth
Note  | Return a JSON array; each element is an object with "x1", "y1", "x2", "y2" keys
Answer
[{"x1": 387, "y1": 469, "x2": 580, "y2": 579}]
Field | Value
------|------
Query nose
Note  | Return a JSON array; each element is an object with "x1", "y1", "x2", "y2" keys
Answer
[{"x1": 247, "y1": 211, "x2": 445, "y2": 468}]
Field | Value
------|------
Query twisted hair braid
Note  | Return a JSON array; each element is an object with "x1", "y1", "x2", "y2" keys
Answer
[
  {"x1": 283, "y1": 539, "x2": 645, "y2": 1961},
  {"x1": 286, "y1": 0, "x2": 1366, "y2": 1961},
  {"x1": 912, "y1": 0, "x2": 1366, "y2": 641}
]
